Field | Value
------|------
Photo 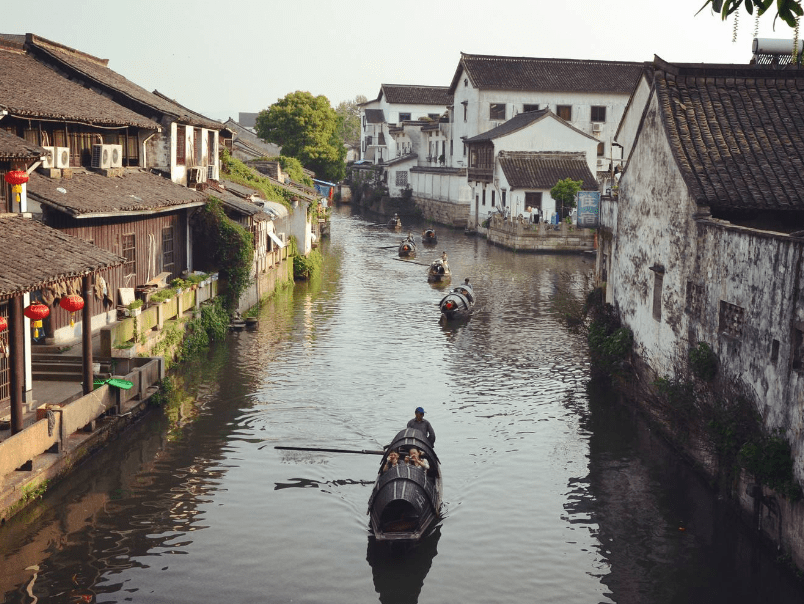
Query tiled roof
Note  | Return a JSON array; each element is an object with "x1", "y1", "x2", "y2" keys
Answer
[
  {"x1": 27, "y1": 169, "x2": 207, "y2": 217},
  {"x1": 386, "y1": 153, "x2": 418, "y2": 166},
  {"x1": 206, "y1": 181, "x2": 273, "y2": 221},
  {"x1": 219, "y1": 179, "x2": 289, "y2": 218},
  {"x1": 380, "y1": 84, "x2": 452, "y2": 105},
  {"x1": 24, "y1": 34, "x2": 218, "y2": 129},
  {"x1": 653, "y1": 57, "x2": 804, "y2": 212},
  {"x1": 0, "y1": 214, "x2": 123, "y2": 299},
  {"x1": 0, "y1": 129, "x2": 45, "y2": 160},
  {"x1": 450, "y1": 53, "x2": 643, "y2": 94},
  {"x1": 0, "y1": 47, "x2": 159, "y2": 129},
  {"x1": 364, "y1": 109, "x2": 386, "y2": 124},
  {"x1": 224, "y1": 119, "x2": 281, "y2": 156},
  {"x1": 466, "y1": 109, "x2": 596, "y2": 143},
  {"x1": 498, "y1": 151, "x2": 598, "y2": 190}
]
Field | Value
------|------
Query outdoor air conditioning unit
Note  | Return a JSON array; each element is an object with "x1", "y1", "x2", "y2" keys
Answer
[
  {"x1": 187, "y1": 166, "x2": 207, "y2": 186},
  {"x1": 91, "y1": 144, "x2": 123, "y2": 169},
  {"x1": 592, "y1": 123, "x2": 602, "y2": 133},
  {"x1": 42, "y1": 146, "x2": 70, "y2": 169}
]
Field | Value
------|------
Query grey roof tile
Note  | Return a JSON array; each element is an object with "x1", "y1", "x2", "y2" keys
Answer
[{"x1": 498, "y1": 151, "x2": 598, "y2": 190}]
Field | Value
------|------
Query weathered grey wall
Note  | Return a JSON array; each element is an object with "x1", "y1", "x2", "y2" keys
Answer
[{"x1": 603, "y1": 87, "x2": 804, "y2": 569}]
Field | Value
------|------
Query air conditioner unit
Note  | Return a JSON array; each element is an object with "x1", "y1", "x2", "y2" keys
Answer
[
  {"x1": 187, "y1": 166, "x2": 207, "y2": 186},
  {"x1": 492, "y1": 121, "x2": 501, "y2": 128},
  {"x1": 42, "y1": 146, "x2": 70, "y2": 169},
  {"x1": 592, "y1": 123, "x2": 602, "y2": 133},
  {"x1": 91, "y1": 144, "x2": 123, "y2": 169}
]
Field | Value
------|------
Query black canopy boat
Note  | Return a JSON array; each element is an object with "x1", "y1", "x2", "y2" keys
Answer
[
  {"x1": 398, "y1": 233, "x2": 416, "y2": 258},
  {"x1": 368, "y1": 428, "x2": 442, "y2": 543},
  {"x1": 438, "y1": 278, "x2": 474, "y2": 323},
  {"x1": 421, "y1": 228, "x2": 438, "y2": 245},
  {"x1": 427, "y1": 252, "x2": 451, "y2": 283}
]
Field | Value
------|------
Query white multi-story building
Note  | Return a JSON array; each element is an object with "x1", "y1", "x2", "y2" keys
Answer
[
  {"x1": 359, "y1": 84, "x2": 451, "y2": 164},
  {"x1": 410, "y1": 53, "x2": 643, "y2": 227}
]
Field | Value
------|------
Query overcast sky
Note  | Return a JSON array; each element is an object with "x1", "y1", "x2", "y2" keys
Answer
[{"x1": 4, "y1": 0, "x2": 798, "y2": 122}]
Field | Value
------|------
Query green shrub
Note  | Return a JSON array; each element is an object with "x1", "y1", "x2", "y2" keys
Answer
[{"x1": 689, "y1": 341, "x2": 718, "y2": 381}]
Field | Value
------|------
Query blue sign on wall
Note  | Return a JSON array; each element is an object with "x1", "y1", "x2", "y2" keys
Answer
[{"x1": 577, "y1": 191, "x2": 600, "y2": 228}]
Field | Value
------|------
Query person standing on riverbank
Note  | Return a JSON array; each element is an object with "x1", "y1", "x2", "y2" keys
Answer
[{"x1": 407, "y1": 407, "x2": 435, "y2": 446}]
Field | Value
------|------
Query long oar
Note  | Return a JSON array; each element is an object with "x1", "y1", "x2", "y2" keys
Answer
[
  {"x1": 392, "y1": 258, "x2": 430, "y2": 266},
  {"x1": 275, "y1": 446, "x2": 385, "y2": 455}
]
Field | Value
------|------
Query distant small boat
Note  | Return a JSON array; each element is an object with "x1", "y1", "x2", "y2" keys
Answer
[
  {"x1": 439, "y1": 278, "x2": 474, "y2": 323},
  {"x1": 388, "y1": 214, "x2": 402, "y2": 230},
  {"x1": 422, "y1": 229, "x2": 438, "y2": 245},
  {"x1": 427, "y1": 251, "x2": 451, "y2": 283},
  {"x1": 398, "y1": 234, "x2": 416, "y2": 258}
]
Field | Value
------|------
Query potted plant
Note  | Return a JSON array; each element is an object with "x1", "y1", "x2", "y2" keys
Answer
[{"x1": 128, "y1": 299, "x2": 143, "y2": 317}]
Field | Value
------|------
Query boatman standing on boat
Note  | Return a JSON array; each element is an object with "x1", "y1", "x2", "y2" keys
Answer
[{"x1": 407, "y1": 407, "x2": 435, "y2": 446}]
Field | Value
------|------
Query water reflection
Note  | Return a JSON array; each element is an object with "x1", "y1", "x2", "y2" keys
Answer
[{"x1": 366, "y1": 527, "x2": 441, "y2": 604}]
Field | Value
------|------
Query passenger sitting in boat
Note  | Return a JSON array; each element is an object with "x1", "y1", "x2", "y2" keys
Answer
[
  {"x1": 407, "y1": 448, "x2": 430, "y2": 471},
  {"x1": 383, "y1": 451, "x2": 400, "y2": 472}
]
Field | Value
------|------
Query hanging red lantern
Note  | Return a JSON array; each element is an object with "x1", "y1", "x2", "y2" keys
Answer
[
  {"x1": 0, "y1": 316, "x2": 7, "y2": 332},
  {"x1": 24, "y1": 302, "x2": 49, "y2": 338},
  {"x1": 4, "y1": 170, "x2": 29, "y2": 205},
  {"x1": 59, "y1": 294, "x2": 84, "y2": 327},
  {"x1": 24, "y1": 302, "x2": 50, "y2": 321}
]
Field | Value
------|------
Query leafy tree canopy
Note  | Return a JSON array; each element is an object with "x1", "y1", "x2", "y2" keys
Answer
[
  {"x1": 335, "y1": 94, "x2": 367, "y2": 150},
  {"x1": 698, "y1": 0, "x2": 802, "y2": 28},
  {"x1": 550, "y1": 178, "x2": 583, "y2": 212},
  {"x1": 256, "y1": 91, "x2": 346, "y2": 182}
]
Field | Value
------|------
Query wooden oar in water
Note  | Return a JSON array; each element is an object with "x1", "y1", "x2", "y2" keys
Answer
[
  {"x1": 392, "y1": 258, "x2": 430, "y2": 266},
  {"x1": 275, "y1": 446, "x2": 385, "y2": 455}
]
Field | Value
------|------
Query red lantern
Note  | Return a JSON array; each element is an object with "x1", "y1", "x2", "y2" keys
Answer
[
  {"x1": 4, "y1": 170, "x2": 29, "y2": 205},
  {"x1": 24, "y1": 302, "x2": 50, "y2": 321},
  {"x1": 24, "y1": 302, "x2": 49, "y2": 338},
  {"x1": 59, "y1": 294, "x2": 84, "y2": 327},
  {"x1": 0, "y1": 316, "x2": 6, "y2": 332}
]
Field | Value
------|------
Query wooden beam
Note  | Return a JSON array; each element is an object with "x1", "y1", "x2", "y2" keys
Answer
[
  {"x1": 9, "y1": 296, "x2": 24, "y2": 434},
  {"x1": 82, "y1": 274, "x2": 93, "y2": 396}
]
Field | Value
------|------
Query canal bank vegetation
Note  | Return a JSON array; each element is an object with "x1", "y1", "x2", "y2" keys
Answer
[
  {"x1": 192, "y1": 198, "x2": 254, "y2": 312},
  {"x1": 560, "y1": 285, "x2": 802, "y2": 513}
]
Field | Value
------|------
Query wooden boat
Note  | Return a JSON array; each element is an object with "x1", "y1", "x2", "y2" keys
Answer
[
  {"x1": 388, "y1": 214, "x2": 402, "y2": 230},
  {"x1": 368, "y1": 428, "x2": 442, "y2": 542},
  {"x1": 427, "y1": 252, "x2": 451, "y2": 283},
  {"x1": 398, "y1": 234, "x2": 416, "y2": 258},
  {"x1": 438, "y1": 278, "x2": 474, "y2": 323},
  {"x1": 422, "y1": 228, "x2": 438, "y2": 245}
]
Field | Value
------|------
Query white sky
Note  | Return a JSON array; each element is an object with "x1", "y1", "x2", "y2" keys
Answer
[{"x1": 4, "y1": 0, "x2": 798, "y2": 121}]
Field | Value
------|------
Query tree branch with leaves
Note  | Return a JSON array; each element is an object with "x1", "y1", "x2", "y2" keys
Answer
[{"x1": 698, "y1": 0, "x2": 802, "y2": 29}]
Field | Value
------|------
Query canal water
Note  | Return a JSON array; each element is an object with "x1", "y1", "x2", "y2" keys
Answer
[{"x1": 1, "y1": 206, "x2": 803, "y2": 603}]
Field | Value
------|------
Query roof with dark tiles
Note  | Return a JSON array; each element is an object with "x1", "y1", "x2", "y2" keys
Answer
[
  {"x1": 449, "y1": 53, "x2": 643, "y2": 94},
  {"x1": 0, "y1": 46, "x2": 159, "y2": 129},
  {"x1": 27, "y1": 169, "x2": 207, "y2": 217},
  {"x1": 380, "y1": 84, "x2": 452, "y2": 105},
  {"x1": 23, "y1": 34, "x2": 219, "y2": 129},
  {"x1": 465, "y1": 109, "x2": 597, "y2": 144},
  {"x1": 0, "y1": 214, "x2": 124, "y2": 299},
  {"x1": 0, "y1": 129, "x2": 45, "y2": 160},
  {"x1": 498, "y1": 151, "x2": 598, "y2": 190},
  {"x1": 651, "y1": 56, "x2": 804, "y2": 212}
]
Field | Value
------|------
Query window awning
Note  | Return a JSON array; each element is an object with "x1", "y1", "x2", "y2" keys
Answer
[{"x1": 268, "y1": 231, "x2": 286, "y2": 248}]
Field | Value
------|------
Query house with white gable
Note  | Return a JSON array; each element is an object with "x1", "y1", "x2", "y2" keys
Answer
[
  {"x1": 409, "y1": 53, "x2": 642, "y2": 228},
  {"x1": 598, "y1": 55, "x2": 804, "y2": 567},
  {"x1": 359, "y1": 84, "x2": 451, "y2": 164},
  {"x1": 463, "y1": 108, "x2": 599, "y2": 225}
]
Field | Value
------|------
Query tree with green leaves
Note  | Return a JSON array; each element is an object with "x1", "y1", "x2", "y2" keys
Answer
[
  {"x1": 256, "y1": 91, "x2": 346, "y2": 182},
  {"x1": 550, "y1": 178, "x2": 583, "y2": 220},
  {"x1": 335, "y1": 94, "x2": 367, "y2": 151},
  {"x1": 698, "y1": 0, "x2": 802, "y2": 29}
]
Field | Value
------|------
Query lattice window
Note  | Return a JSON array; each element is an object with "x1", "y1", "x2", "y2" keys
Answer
[
  {"x1": 653, "y1": 273, "x2": 664, "y2": 321},
  {"x1": 718, "y1": 300, "x2": 745, "y2": 338},
  {"x1": 685, "y1": 281, "x2": 705, "y2": 321},
  {"x1": 162, "y1": 226, "x2": 175, "y2": 272},
  {"x1": 122, "y1": 234, "x2": 136, "y2": 280},
  {"x1": 176, "y1": 127, "x2": 186, "y2": 166},
  {"x1": 395, "y1": 171, "x2": 408, "y2": 187}
]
